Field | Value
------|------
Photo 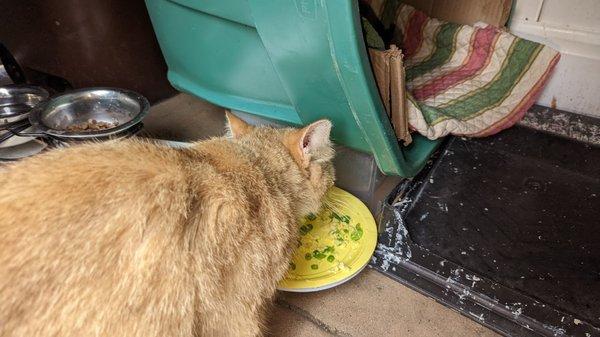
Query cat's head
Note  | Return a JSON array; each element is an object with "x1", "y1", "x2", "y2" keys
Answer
[{"x1": 225, "y1": 111, "x2": 335, "y2": 215}]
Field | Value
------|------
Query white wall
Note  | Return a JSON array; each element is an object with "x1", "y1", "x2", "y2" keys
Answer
[{"x1": 509, "y1": 0, "x2": 600, "y2": 117}]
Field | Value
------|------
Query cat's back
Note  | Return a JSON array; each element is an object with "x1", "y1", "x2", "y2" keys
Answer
[
  {"x1": 0, "y1": 139, "x2": 189, "y2": 227},
  {"x1": 0, "y1": 139, "x2": 196, "y2": 337}
]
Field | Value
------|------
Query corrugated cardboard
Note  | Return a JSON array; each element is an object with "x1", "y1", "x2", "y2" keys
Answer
[
  {"x1": 368, "y1": 46, "x2": 412, "y2": 145},
  {"x1": 388, "y1": 47, "x2": 410, "y2": 145},
  {"x1": 368, "y1": 49, "x2": 391, "y2": 114}
]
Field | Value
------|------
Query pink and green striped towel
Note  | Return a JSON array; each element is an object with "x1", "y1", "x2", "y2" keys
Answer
[{"x1": 397, "y1": 4, "x2": 560, "y2": 139}]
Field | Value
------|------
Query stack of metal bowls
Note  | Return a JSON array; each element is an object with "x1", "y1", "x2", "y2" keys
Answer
[
  {"x1": 27, "y1": 87, "x2": 149, "y2": 147},
  {"x1": 0, "y1": 85, "x2": 49, "y2": 149},
  {"x1": 0, "y1": 87, "x2": 149, "y2": 153}
]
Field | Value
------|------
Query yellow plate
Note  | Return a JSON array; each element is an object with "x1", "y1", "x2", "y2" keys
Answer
[{"x1": 277, "y1": 186, "x2": 377, "y2": 292}]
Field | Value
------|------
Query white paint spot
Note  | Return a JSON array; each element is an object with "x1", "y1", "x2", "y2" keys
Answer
[
  {"x1": 542, "y1": 324, "x2": 566, "y2": 336},
  {"x1": 385, "y1": 226, "x2": 394, "y2": 236},
  {"x1": 465, "y1": 274, "x2": 481, "y2": 287},
  {"x1": 469, "y1": 312, "x2": 485, "y2": 321},
  {"x1": 461, "y1": 251, "x2": 467, "y2": 255},
  {"x1": 381, "y1": 259, "x2": 390, "y2": 271},
  {"x1": 420, "y1": 212, "x2": 429, "y2": 221},
  {"x1": 458, "y1": 288, "x2": 470, "y2": 300},
  {"x1": 512, "y1": 307, "x2": 523, "y2": 317},
  {"x1": 574, "y1": 319, "x2": 582, "y2": 325},
  {"x1": 450, "y1": 268, "x2": 463, "y2": 277},
  {"x1": 429, "y1": 178, "x2": 435, "y2": 184}
]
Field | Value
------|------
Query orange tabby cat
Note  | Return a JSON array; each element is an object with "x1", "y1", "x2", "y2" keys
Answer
[{"x1": 0, "y1": 112, "x2": 334, "y2": 337}]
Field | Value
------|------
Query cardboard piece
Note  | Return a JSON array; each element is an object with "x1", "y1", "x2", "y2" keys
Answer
[
  {"x1": 369, "y1": 49, "x2": 391, "y2": 114},
  {"x1": 368, "y1": 46, "x2": 412, "y2": 145},
  {"x1": 388, "y1": 48, "x2": 410, "y2": 146}
]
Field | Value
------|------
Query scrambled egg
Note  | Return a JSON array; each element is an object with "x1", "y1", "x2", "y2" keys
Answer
[{"x1": 286, "y1": 208, "x2": 364, "y2": 280}]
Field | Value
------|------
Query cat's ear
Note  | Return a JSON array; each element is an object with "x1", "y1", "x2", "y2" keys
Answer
[
  {"x1": 225, "y1": 110, "x2": 253, "y2": 138},
  {"x1": 286, "y1": 120, "x2": 332, "y2": 168}
]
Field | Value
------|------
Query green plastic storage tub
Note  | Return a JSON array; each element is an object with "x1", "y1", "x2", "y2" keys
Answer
[{"x1": 145, "y1": 0, "x2": 441, "y2": 176}]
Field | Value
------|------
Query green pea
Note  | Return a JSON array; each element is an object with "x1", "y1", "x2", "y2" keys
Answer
[
  {"x1": 350, "y1": 224, "x2": 363, "y2": 241},
  {"x1": 311, "y1": 264, "x2": 319, "y2": 270},
  {"x1": 299, "y1": 224, "x2": 313, "y2": 235},
  {"x1": 304, "y1": 253, "x2": 312, "y2": 260},
  {"x1": 312, "y1": 250, "x2": 325, "y2": 259},
  {"x1": 327, "y1": 255, "x2": 335, "y2": 262}
]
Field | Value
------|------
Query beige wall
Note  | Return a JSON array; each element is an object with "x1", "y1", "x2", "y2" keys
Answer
[{"x1": 509, "y1": 0, "x2": 600, "y2": 116}]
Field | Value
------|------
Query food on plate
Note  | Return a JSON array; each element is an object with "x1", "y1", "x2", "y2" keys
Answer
[{"x1": 285, "y1": 208, "x2": 364, "y2": 280}]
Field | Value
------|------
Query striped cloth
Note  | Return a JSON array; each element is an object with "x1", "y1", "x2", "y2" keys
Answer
[{"x1": 397, "y1": 4, "x2": 560, "y2": 139}]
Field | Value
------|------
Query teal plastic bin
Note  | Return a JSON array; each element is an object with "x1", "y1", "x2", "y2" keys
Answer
[{"x1": 145, "y1": 0, "x2": 441, "y2": 176}]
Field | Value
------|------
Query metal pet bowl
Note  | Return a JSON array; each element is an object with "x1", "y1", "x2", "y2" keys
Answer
[
  {"x1": 21, "y1": 87, "x2": 149, "y2": 141},
  {"x1": 0, "y1": 85, "x2": 49, "y2": 124}
]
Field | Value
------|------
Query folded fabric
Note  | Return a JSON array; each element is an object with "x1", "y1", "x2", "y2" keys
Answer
[{"x1": 395, "y1": 4, "x2": 560, "y2": 139}]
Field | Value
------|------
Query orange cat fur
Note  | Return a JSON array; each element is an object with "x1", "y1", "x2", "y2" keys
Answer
[{"x1": 0, "y1": 112, "x2": 334, "y2": 337}]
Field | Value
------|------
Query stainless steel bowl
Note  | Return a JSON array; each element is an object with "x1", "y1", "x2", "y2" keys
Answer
[
  {"x1": 26, "y1": 87, "x2": 149, "y2": 139},
  {"x1": 0, "y1": 85, "x2": 49, "y2": 123}
]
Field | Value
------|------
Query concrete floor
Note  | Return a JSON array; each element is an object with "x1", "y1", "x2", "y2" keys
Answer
[{"x1": 145, "y1": 94, "x2": 499, "y2": 337}]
